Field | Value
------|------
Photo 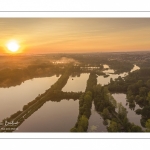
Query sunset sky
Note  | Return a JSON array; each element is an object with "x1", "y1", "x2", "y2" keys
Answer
[{"x1": 1, "y1": 18, "x2": 150, "y2": 54}]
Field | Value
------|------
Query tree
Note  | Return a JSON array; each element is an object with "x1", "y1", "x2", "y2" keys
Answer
[
  {"x1": 139, "y1": 87, "x2": 147, "y2": 97},
  {"x1": 130, "y1": 123, "x2": 142, "y2": 132},
  {"x1": 146, "y1": 80, "x2": 150, "y2": 88},
  {"x1": 117, "y1": 103, "x2": 128, "y2": 119},
  {"x1": 137, "y1": 80, "x2": 143, "y2": 88},
  {"x1": 107, "y1": 121, "x2": 120, "y2": 132},
  {"x1": 77, "y1": 115, "x2": 88, "y2": 132},
  {"x1": 141, "y1": 106, "x2": 150, "y2": 118},
  {"x1": 70, "y1": 127, "x2": 77, "y2": 132},
  {"x1": 145, "y1": 119, "x2": 150, "y2": 132},
  {"x1": 146, "y1": 91, "x2": 150, "y2": 104},
  {"x1": 23, "y1": 105, "x2": 28, "y2": 111},
  {"x1": 102, "y1": 108, "x2": 110, "y2": 119},
  {"x1": 135, "y1": 109, "x2": 142, "y2": 115},
  {"x1": 108, "y1": 93, "x2": 117, "y2": 108},
  {"x1": 84, "y1": 94, "x2": 92, "y2": 105}
]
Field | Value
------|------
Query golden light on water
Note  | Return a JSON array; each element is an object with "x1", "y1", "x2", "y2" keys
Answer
[{"x1": 6, "y1": 40, "x2": 20, "y2": 53}]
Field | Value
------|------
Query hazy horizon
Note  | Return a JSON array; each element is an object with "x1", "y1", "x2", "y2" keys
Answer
[{"x1": 1, "y1": 18, "x2": 150, "y2": 54}]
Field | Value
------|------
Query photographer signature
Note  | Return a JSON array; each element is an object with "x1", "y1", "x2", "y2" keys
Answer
[{"x1": 0, "y1": 121, "x2": 19, "y2": 126}]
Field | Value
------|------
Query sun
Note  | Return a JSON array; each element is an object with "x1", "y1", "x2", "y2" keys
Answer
[{"x1": 6, "y1": 40, "x2": 20, "y2": 52}]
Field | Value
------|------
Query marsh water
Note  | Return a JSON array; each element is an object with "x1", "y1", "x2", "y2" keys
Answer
[
  {"x1": 88, "y1": 64, "x2": 142, "y2": 132},
  {"x1": 112, "y1": 93, "x2": 143, "y2": 128}
]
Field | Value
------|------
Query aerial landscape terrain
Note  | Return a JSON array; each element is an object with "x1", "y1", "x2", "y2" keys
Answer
[{"x1": 0, "y1": 18, "x2": 150, "y2": 132}]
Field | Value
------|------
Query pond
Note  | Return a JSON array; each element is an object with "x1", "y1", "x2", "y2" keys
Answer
[
  {"x1": 15, "y1": 99, "x2": 79, "y2": 132},
  {"x1": 97, "y1": 64, "x2": 139, "y2": 86},
  {"x1": 88, "y1": 102, "x2": 107, "y2": 132},
  {"x1": 130, "y1": 64, "x2": 140, "y2": 72},
  {"x1": 97, "y1": 72, "x2": 127, "y2": 86},
  {"x1": 62, "y1": 73, "x2": 89, "y2": 92},
  {"x1": 112, "y1": 93, "x2": 144, "y2": 129},
  {"x1": 0, "y1": 75, "x2": 60, "y2": 121},
  {"x1": 103, "y1": 64, "x2": 115, "y2": 74}
]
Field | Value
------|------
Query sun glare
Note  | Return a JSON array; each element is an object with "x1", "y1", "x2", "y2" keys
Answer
[{"x1": 6, "y1": 40, "x2": 20, "y2": 52}]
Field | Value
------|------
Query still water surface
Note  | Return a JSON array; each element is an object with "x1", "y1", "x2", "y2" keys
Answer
[
  {"x1": 88, "y1": 103, "x2": 107, "y2": 132},
  {"x1": 0, "y1": 75, "x2": 60, "y2": 121},
  {"x1": 16, "y1": 99, "x2": 79, "y2": 132},
  {"x1": 97, "y1": 64, "x2": 139, "y2": 86},
  {"x1": 112, "y1": 93, "x2": 143, "y2": 128},
  {"x1": 62, "y1": 73, "x2": 89, "y2": 92}
]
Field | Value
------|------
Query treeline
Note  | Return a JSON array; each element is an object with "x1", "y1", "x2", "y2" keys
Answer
[
  {"x1": 24, "y1": 67, "x2": 72, "y2": 110},
  {"x1": 70, "y1": 91, "x2": 92, "y2": 132},
  {"x1": 108, "y1": 68, "x2": 150, "y2": 93},
  {"x1": 107, "y1": 67, "x2": 150, "y2": 129},
  {"x1": 22, "y1": 69, "x2": 71, "y2": 111},
  {"x1": 127, "y1": 78, "x2": 150, "y2": 127},
  {"x1": 107, "y1": 60, "x2": 133, "y2": 74},
  {"x1": 46, "y1": 91, "x2": 82, "y2": 101},
  {"x1": 85, "y1": 72, "x2": 97, "y2": 93},
  {"x1": 93, "y1": 84, "x2": 142, "y2": 132},
  {"x1": 108, "y1": 76, "x2": 127, "y2": 93},
  {"x1": 70, "y1": 65, "x2": 104, "y2": 72},
  {"x1": 0, "y1": 63, "x2": 64, "y2": 88},
  {"x1": 93, "y1": 84, "x2": 116, "y2": 115},
  {"x1": 70, "y1": 72, "x2": 98, "y2": 132},
  {"x1": 107, "y1": 102, "x2": 142, "y2": 132}
]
